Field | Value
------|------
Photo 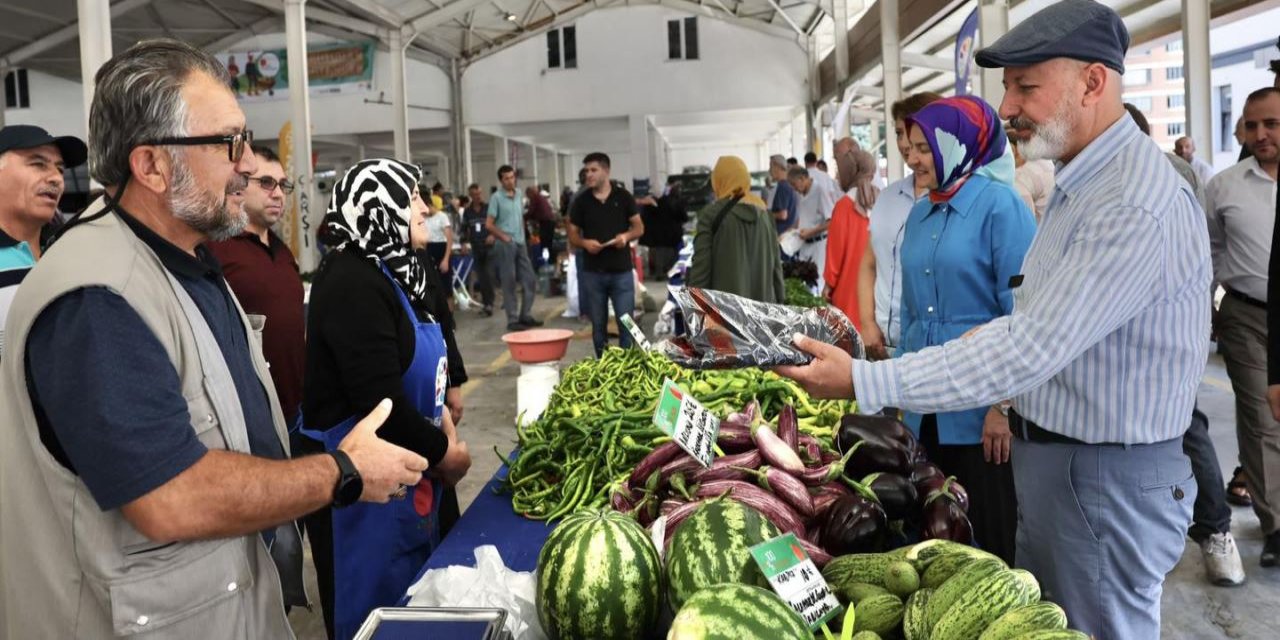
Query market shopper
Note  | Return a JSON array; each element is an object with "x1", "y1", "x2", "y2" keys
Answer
[
  {"x1": 638, "y1": 182, "x2": 687, "y2": 280},
  {"x1": 486, "y1": 165, "x2": 540, "y2": 330},
  {"x1": 0, "y1": 40, "x2": 429, "y2": 639},
  {"x1": 777, "y1": 2, "x2": 1209, "y2": 637},
  {"x1": 1008, "y1": 134, "x2": 1054, "y2": 221},
  {"x1": 1175, "y1": 135, "x2": 1216, "y2": 188},
  {"x1": 787, "y1": 166, "x2": 837, "y2": 277},
  {"x1": 768, "y1": 154, "x2": 799, "y2": 234},
  {"x1": 462, "y1": 184, "x2": 495, "y2": 315},
  {"x1": 857, "y1": 92, "x2": 940, "y2": 360},
  {"x1": 301, "y1": 159, "x2": 473, "y2": 640},
  {"x1": 526, "y1": 185, "x2": 557, "y2": 266},
  {"x1": 1206, "y1": 87, "x2": 1280, "y2": 568},
  {"x1": 420, "y1": 194, "x2": 454, "y2": 283},
  {"x1": 568, "y1": 152, "x2": 643, "y2": 356},
  {"x1": 687, "y1": 155, "x2": 784, "y2": 304},
  {"x1": 0, "y1": 124, "x2": 85, "y2": 358},
  {"x1": 823, "y1": 140, "x2": 877, "y2": 333}
]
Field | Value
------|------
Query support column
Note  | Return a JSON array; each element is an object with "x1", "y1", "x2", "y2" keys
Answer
[
  {"x1": 77, "y1": 0, "x2": 112, "y2": 142},
  {"x1": 284, "y1": 0, "x2": 318, "y2": 271},
  {"x1": 461, "y1": 127, "x2": 473, "y2": 187},
  {"x1": 552, "y1": 148, "x2": 562, "y2": 197},
  {"x1": 978, "y1": 0, "x2": 1009, "y2": 108},
  {"x1": 1182, "y1": 0, "x2": 1212, "y2": 160},
  {"x1": 0, "y1": 67, "x2": 7, "y2": 128},
  {"x1": 880, "y1": 0, "x2": 903, "y2": 181},
  {"x1": 450, "y1": 58, "x2": 466, "y2": 190},
  {"x1": 807, "y1": 33, "x2": 820, "y2": 153},
  {"x1": 389, "y1": 29, "x2": 410, "y2": 162},
  {"x1": 629, "y1": 114, "x2": 652, "y2": 193},
  {"x1": 494, "y1": 135, "x2": 509, "y2": 166},
  {"x1": 530, "y1": 144, "x2": 539, "y2": 189},
  {"x1": 832, "y1": 0, "x2": 850, "y2": 83}
]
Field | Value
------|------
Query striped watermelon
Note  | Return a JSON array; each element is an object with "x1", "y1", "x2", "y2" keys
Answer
[
  {"x1": 666, "y1": 498, "x2": 782, "y2": 609},
  {"x1": 667, "y1": 583, "x2": 810, "y2": 640},
  {"x1": 536, "y1": 509, "x2": 662, "y2": 640}
]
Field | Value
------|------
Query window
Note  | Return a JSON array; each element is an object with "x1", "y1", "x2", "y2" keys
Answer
[
  {"x1": 1166, "y1": 40, "x2": 1182, "y2": 52},
  {"x1": 1166, "y1": 65, "x2": 1184, "y2": 81},
  {"x1": 667, "y1": 17, "x2": 699, "y2": 60},
  {"x1": 1167, "y1": 93, "x2": 1184, "y2": 109},
  {"x1": 546, "y1": 26, "x2": 577, "y2": 69},
  {"x1": 1167, "y1": 122, "x2": 1184, "y2": 137},
  {"x1": 4, "y1": 69, "x2": 30, "y2": 109},
  {"x1": 1219, "y1": 85, "x2": 1233, "y2": 152},
  {"x1": 1124, "y1": 69, "x2": 1150, "y2": 86},
  {"x1": 1128, "y1": 96, "x2": 1153, "y2": 112}
]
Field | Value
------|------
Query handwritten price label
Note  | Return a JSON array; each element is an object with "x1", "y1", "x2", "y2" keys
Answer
[
  {"x1": 652, "y1": 379, "x2": 719, "y2": 467},
  {"x1": 749, "y1": 533, "x2": 842, "y2": 630}
]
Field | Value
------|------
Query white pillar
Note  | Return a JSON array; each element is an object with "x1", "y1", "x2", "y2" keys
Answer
[
  {"x1": 77, "y1": 0, "x2": 112, "y2": 141},
  {"x1": 1182, "y1": 0, "x2": 1212, "y2": 160},
  {"x1": 832, "y1": 0, "x2": 850, "y2": 83},
  {"x1": 389, "y1": 29, "x2": 410, "y2": 162},
  {"x1": 461, "y1": 127, "x2": 473, "y2": 187},
  {"x1": 530, "y1": 144, "x2": 539, "y2": 189},
  {"x1": 494, "y1": 135, "x2": 509, "y2": 167},
  {"x1": 450, "y1": 58, "x2": 466, "y2": 190},
  {"x1": 551, "y1": 148, "x2": 562, "y2": 196},
  {"x1": 880, "y1": 0, "x2": 903, "y2": 181},
  {"x1": 284, "y1": 0, "x2": 319, "y2": 271},
  {"x1": 978, "y1": 0, "x2": 1009, "y2": 108},
  {"x1": 629, "y1": 114, "x2": 652, "y2": 192}
]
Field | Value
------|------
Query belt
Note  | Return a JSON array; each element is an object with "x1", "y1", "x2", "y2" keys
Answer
[
  {"x1": 805, "y1": 233, "x2": 828, "y2": 245},
  {"x1": 1009, "y1": 410, "x2": 1124, "y2": 447},
  {"x1": 1225, "y1": 287, "x2": 1267, "y2": 311}
]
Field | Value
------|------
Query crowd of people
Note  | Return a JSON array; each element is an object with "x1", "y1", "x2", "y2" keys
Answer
[{"x1": 0, "y1": 1, "x2": 1277, "y2": 638}]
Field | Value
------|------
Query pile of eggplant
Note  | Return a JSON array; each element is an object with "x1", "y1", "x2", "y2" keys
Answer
[{"x1": 610, "y1": 403, "x2": 975, "y2": 566}]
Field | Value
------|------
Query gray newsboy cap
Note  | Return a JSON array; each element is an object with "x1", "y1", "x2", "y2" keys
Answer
[{"x1": 974, "y1": 0, "x2": 1130, "y2": 74}]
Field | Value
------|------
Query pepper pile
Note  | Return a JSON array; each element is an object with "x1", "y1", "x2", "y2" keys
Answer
[
  {"x1": 785, "y1": 277, "x2": 827, "y2": 308},
  {"x1": 497, "y1": 347, "x2": 854, "y2": 520}
]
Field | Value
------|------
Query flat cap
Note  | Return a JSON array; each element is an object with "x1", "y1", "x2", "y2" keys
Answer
[{"x1": 975, "y1": 0, "x2": 1130, "y2": 74}]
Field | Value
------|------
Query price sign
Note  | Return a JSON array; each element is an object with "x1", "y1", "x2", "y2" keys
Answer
[
  {"x1": 749, "y1": 533, "x2": 842, "y2": 630},
  {"x1": 652, "y1": 378, "x2": 719, "y2": 467},
  {"x1": 618, "y1": 313, "x2": 652, "y2": 350}
]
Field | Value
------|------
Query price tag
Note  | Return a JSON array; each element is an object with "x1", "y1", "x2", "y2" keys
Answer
[
  {"x1": 618, "y1": 313, "x2": 652, "y2": 350},
  {"x1": 652, "y1": 378, "x2": 720, "y2": 467},
  {"x1": 749, "y1": 533, "x2": 842, "y2": 631}
]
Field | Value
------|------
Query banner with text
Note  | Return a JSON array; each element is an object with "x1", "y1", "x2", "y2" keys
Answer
[{"x1": 216, "y1": 42, "x2": 375, "y2": 103}]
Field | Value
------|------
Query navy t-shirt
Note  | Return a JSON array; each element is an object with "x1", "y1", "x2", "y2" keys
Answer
[
  {"x1": 772, "y1": 179, "x2": 799, "y2": 234},
  {"x1": 26, "y1": 210, "x2": 284, "y2": 512}
]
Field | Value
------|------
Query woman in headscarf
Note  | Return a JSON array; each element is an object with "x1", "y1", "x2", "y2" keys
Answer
[
  {"x1": 823, "y1": 140, "x2": 879, "y2": 330},
  {"x1": 687, "y1": 156, "x2": 785, "y2": 303},
  {"x1": 899, "y1": 96, "x2": 1036, "y2": 565},
  {"x1": 299, "y1": 159, "x2": 473, "y2": 640}
]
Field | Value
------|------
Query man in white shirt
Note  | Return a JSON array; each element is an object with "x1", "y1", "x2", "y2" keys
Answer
[
  {"x1": 1176, "y1": 135, "x2": 1216, "y2": 188},
  {"x1": 787, "y1": 166, "x2": 836, "y2": 277},
  {"x1": 1205, "y1": 86, "x2": 1280, "y2": 567},
  {"x1": 1008, "y1": 134, "x2": 1055, "y2": 222},
  {"x1": 803, "y1": 151, "x2": 843, "y2": 211}
]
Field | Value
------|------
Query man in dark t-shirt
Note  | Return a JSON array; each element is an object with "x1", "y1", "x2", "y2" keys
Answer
[{"x1": 567, "y1": 152, "x2": 643, "y2": 356}]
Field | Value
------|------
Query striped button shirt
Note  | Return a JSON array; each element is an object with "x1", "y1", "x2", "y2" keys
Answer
[{"x1": 852, "y1": 115, "x2": 1211, "y2": 445}]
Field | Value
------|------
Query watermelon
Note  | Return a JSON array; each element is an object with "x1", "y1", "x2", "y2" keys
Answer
[
  {"x1": 667, "y1": 583, "x2": 810, "y2": 640},
  {"x1": 666, "y1": 498, "x2": 781, "y2": 609},
  {"x1": 536, "y1": 509, "x2": 662, "y2": 640}
]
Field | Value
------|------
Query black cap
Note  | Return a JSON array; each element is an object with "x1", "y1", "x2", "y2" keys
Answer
[
  {"x1": 974, "y1": 0, "x2": 1130, "y2": 74},
  {"x1": 0, "y1": 125, "x2": 88, "y2": 168}
]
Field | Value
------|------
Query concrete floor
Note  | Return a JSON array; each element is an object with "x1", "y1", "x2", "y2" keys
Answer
[{"x1": 288, "y1": 282, "x2": 1280, "y2": 639}]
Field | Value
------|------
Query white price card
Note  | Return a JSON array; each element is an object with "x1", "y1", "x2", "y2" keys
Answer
[
  {"x1": 749, "y1": 533, "x2": 843, "y2": 630},
  {"x1": 618, "y1": 313, "x2": 653, "y2": 350},
  {"x1": 652, "y1": 378, "x2": 720, "y2": 467}
]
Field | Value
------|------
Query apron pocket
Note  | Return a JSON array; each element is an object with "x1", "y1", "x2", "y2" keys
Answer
[{"x1": 108, "y1": 538, "x2": 254, "y2": 636}]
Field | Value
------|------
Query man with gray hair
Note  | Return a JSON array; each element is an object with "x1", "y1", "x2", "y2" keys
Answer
[
  {"x1": 0, "y1": 39, "x2": 426, "y2": 638},
  {"x1": 768, "y1": 154, "x2": 798, "y2": 235}
]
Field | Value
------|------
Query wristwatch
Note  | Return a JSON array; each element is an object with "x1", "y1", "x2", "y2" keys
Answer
[
  {"x1": 328, "y1": 450, "x2": 363, "y2": 508},
  {"x1": 997, "y1": 402, "x2": 1012, "y2": 418}
]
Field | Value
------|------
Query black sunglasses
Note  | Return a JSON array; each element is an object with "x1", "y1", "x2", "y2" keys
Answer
[
  {"x1": 249, "y1": 176, "x2": 295, "y2": 194},
  {"x1": 142, "y1": 129, "x2": 254, "y2": 163}
]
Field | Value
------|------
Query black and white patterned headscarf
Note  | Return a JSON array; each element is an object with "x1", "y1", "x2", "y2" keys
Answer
[{"x1": 320, "y1": 158, "x2": 433, "y2": 313}]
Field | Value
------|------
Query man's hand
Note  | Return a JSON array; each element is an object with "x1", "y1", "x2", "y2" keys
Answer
[
  {"x1": 583, "y1": 239, "x2": 605, "y2": 255},
  {"x1": 613, "y1": 233, "x2": 630, "y2": 248},
  {"x1": 336, "y1": 399, "x2": 430, "y2": 503},
  {"x1": 774, "y1": 334, "x2": 855, "y2": 400},
  {"x1": 446, "y1": 386, "x2": 464, "y2": 426},
  {"x1": 798, "y1": 227, "x2": 813, "y2": 241},
  {"x1": 435, "y1": 413, "x2": 472, "y2": 486},
  {"x1": 821, "y1": 284, "x2": 833, "y2": 302},
  {"x1": 1269, "y1": 385, "x2": 1280, "y2": 422},
  {"x1": 982, "y1": 407, "x2": 1012, "y2": 464},
  {"x1": 485, "y1": 235, "x2": 496, "y2": 247},
  {"x1": 439, "y1": 258, "x2": 450, "y2": 273},
  {"x1": 862, "y1": 323, "x2": 888, "y2": 361}
]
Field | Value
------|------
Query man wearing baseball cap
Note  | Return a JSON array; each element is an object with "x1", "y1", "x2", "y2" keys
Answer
[
  {"x1": 0, "y1": 124, "x2": 87, "y2": 359},
  {"x1": 777, "y1": 2, "x2": 1208, "y2": 637}
]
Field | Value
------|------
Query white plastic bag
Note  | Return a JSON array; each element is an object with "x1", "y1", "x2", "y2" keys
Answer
[
  {"x1": 404, "y1": 545, "x2": 547, "y2": 640},
  {"x1": 563, "y1": 253, "x2": 580, "y2": 318},
  {"x1": 779, "y1": 228, "x2": 804, "y2": 257}
]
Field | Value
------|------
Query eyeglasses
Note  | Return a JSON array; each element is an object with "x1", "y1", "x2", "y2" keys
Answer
[
  {"x1": 142, "y1": 129, "x2": 254, "y2": 163},
  {"x1": 249, "y1": 176, "x2": 295, "y2": 194}
]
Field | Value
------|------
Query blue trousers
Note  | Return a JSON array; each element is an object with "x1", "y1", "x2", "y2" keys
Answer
[
  {"x1": 580, "y1": 269, "x2": 635, "y2": 356},
  {"x1": 1012, "y1": 437, "x2": 1194, "y2": 640}
]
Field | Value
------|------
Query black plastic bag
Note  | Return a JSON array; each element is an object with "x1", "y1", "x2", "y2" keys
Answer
[{"x1": 661, "y1": 287, "x2": 864, "y2": 369}]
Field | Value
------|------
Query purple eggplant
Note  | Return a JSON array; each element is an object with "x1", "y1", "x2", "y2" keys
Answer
[
  {"x1": 660, "y1": 454, "x2": 703, "y2": 484},
  {"x1": 838, "y1": 414, "x2": 918, "y2": 450},
  {"x1": 860, "y1": 472, "x2": 919, "y2": 521},
  {"x1": 716, "y1": 423, "x2": 756, "y2": 452},
  {"x1": 778, "y1": 405, "x2": 800, "y2": 449},
  {"x1": 696, "y1": 479, "x2": 807, "y2": 539},
  {"x1": 810, "y1": 482, "x2": 854, "y2": 518},
  {"x1": 911, "y1": 461, "x2": 945, "y2": 495},
  {"x1": 660, "y1": 498, "x2": 685, "y2": 516},
  {"x1": 922, "y1": 493, "x2": 973, "y2": 543},
  {"x1": 926, "y1": 476, "x2": 970, "y2": 513},
  {"x1": 798, "y1": 434, "x2": 822, "y2": 464},
  {"x1": 797, "y1": 446, "x2": 857, "y2": 486},
  {"x1": 738, "y1": 466, "x2": 817, "y2": 518},
  {"x1": 754, "y1": 422, "x2": 805, "y2": 475},
  {"x1": 629, "y1": 441, "x2": 684, "y2": 488},
  {"x1": 798, "y1": 537, "x2": 833, "y2": 569},
  {"x1": 691, "y1": 449, "x2": 762, "y2": 483},
  {"x1": 819, "y1": 495, "x2": 889, "y2": 555},
  {"x1": 836, "y1": 417, "x2": 914, "y2": 476},
  {"x1": 723, "y1": 400, "x2": 759, "y2": 428},
  {"x1": 611, "y1": 483, "x2": 635, "y2": 512}
]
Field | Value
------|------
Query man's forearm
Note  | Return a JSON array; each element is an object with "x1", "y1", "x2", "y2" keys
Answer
[{"x1": 123, "y1": 450, "x2": 339, "y2": 543}]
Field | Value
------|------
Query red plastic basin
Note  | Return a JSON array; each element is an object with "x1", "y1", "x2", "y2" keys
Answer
[{"x1": 501, "y1": 328, "x2": 574, "y2": 364}]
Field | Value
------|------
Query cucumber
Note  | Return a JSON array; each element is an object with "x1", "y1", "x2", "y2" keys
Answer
[
  {"x1": 921, "y1": 553, "x2": 978, "y2": 589},
  {"x1": 850, "y1": 633, "x2": 881, "y2": 640},
  {"x1": 1010, "y1": 631, "x2": 1089, "y2": 640},
  {"x1": 924, "y1": 557, "x2": 1005, "y2": 630},
  {"x1": 1008, "y1": 569, "x2": 1042, "y2": 602},
  {"x1": 931, "y1": 569, "x2": 1041, "y2": 640},
  {"x1": 884, "y1": 560, "x2": 920, "y2": 597},
  {"x1": 980, "y1": 602, "x2": 1068, "y2": 640},
  {"x1": 853, "y1": 593, "x2": 905, "y2": 637},
  {"x1": 823, "y1": 553, "x2": 897, "y2": 588},
  {"x1": 901, "y1": 587, "x2": 932, "y2": 640},
  {"x1": 833, "y1": 581, "x2": 891, "y2": 606}
]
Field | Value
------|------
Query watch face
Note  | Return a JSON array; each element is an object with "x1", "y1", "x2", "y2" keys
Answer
[{"x1": 337, "y1": 473, "x2": 363, "y2": 506}]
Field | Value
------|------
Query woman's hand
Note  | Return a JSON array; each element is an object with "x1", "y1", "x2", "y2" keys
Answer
[
  {"x1": 435, "y1": 412, "x2": 472, "y2": 486},
  {"x1": 439, "y1": 258, "x2": 450, "y2": 273},
  {"x1": 446, "y1": 387, "x2": 464, "y2": 426},
  {"x1": 862, "y1": 322, "x2": 888, "y2": 361},
  {"x1": 821, "y1": 284, "x2": 833, "y2": 301},
  {"x1": 982, "y1": 406, "x2": 1012, "y2": 464}
]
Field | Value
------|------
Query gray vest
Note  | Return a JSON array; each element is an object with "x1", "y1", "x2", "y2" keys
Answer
[{"x1": 0, "y1": 202, "x2": 295, "y2": 638}]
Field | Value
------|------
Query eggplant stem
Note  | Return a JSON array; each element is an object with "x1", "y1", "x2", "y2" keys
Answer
[{"x1": 840, "y1": 475, "x2": 880, "y2": 503}]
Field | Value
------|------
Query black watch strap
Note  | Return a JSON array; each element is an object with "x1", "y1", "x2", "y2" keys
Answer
[{"x1": 328, "y1": 450, "x2": 362, "y2": 508}]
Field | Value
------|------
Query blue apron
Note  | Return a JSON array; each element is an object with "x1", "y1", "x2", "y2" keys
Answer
[{"x1": 300, "y1": 264, "x2": 450, "y2": 640}]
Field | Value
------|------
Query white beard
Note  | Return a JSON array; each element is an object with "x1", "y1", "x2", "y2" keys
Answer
[{"x1": 1016, "y1": 96, "x2": 1076, "y2": 162}]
